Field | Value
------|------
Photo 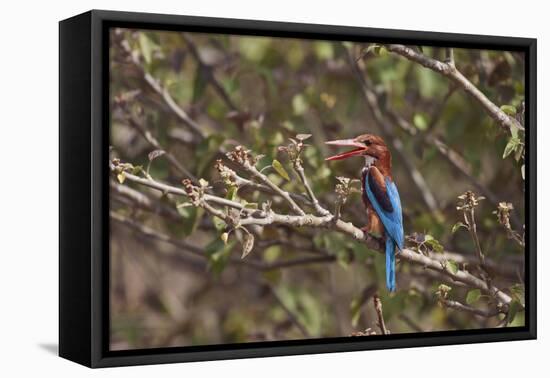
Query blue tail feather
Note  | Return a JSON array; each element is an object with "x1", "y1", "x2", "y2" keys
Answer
[{"x1": 385, "y1": 237, "x2": 396, "y2": 292}]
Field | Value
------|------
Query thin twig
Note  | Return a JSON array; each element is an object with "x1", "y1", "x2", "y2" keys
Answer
[
  {"x1": 293, "y1": 160, "x2": 330, "y2": 216},
  {"x1": 118, "y1": 108, "x2": 197, "y2": 181},
  {"x1": 373, "y1": 294, "x2": 388, "y2": 335},
  {"x1": 440, "y1": 298, "x2": 501, "y2": 318},
  {"x1": 110, "y1": 181, "x2": 181, "y2": 221},
  {"x1": 466, "y1": 207, "x2": 486, "y2": 267},
  {"x1": 215, "y1": 159, "x2": 313, "y2": 209},
  {"x1": 111, "y1": 162, "x2": 249, "y2": 213},
  {"x1": 181, "y1": 33, "x2": 240, "y2": 112},
  {"x1": 445, "y1": 47, "x2": 455, "y2": 68},
  {"x1": 116, "y1": 34, "x2": 206, "y2": 138},
  {"x1": 240, "y1": 160, "x2": 306, "y2": 216}
]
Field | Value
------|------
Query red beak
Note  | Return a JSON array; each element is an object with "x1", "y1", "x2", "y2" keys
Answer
[{"x1": 325, "y1": 139, "x2": 367, "y2": 161}]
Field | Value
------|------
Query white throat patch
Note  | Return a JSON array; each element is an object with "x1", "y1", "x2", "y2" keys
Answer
[{"x1": 364, "y1": 155, "x2": 376, "y2": 167}]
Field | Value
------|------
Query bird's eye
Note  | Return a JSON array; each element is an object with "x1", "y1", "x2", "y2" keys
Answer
[{"x1": 364, "y1": 140, "x2": 371, "y2": 146}]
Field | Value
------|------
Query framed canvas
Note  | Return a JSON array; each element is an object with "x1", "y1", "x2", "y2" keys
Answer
[{"x1": 59, "y1": 10, "x2": 537, "y2": 368}]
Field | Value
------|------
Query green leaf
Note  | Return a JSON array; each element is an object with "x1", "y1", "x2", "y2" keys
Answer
[
  {"x1": 372, "y1": 45, "x2": 388, "y2": 56},
  {"x1": 503, "y1": 137, "x2": 520, "y2": 159},
  {"x1": 192, "y1": 65, "x2": 209, "y2": 102},
  {"x1": 220, "y1": 232, "x2": 229, "y2": 245},
  {"x1": 466, "y1": 289, "x2": 481, "y2": 304},
  {"x1": 446, "y1": 260, "x2": 459, "y2": 275},
  {"x1": 238, "y1": 36, "x2": 271, "y2": 62},
  {"x1": 413, "y1": 113, "x2": 428, "y2": 131},
  {"x1": 451, "y1": 222, "x2": 467, "y2": 234},
  {"x1": 500, "y1": 104, "x2": 517, "y2": 116},
  {"x1": 438, "y1": 284, "x2": 452, "y2": 293},
  {"x1": 117, "y1": 173, "x2": 126, "y2": 184},
  {"x1": 510, "y1": 123, "x2": 520, "y2": 139},
  {"x1": 196, "y1": 134, "x2": 225, "y2": 175},
  {"x1": 313, "y1": 42, "x2": 334, "y2": 61},
  {"x1": 425, "y1": 237, "x2": 444, "y2": 253},
  {"x1": 213, "y1": 215, "x2": 226, "y2": 232},
  {"x1": 506, "y1": 300, "x2": 522, "y2": 324},
  {"x1": 263, "y1": 245, "x2": 281, "y2": 263},
  {"x1": 131, "y1": 165, "x2": 143, "y2": 175},
  {"x1": 205, "y1": 237, "x2": 235, "y2": 276},
  {"x1": 272, "y1": 159, "x2": 290, "y2": 181},
  {"x1": 226, "y1": 186, "x2": 237, "y2": 201},
  {"x1": 514, "y1": 144, "x2": 523, "y2": 162},
  {"x1": 199, "y1": 179, "x2": 209, "y2": 188},
  {"x1": 177, "y1": 206, "x2": 204, "y2": 236},
  {"x1": 510, "y1": 284, "x2": 525, "y2": 306},
  {"x1": 241, "y1": 232, "x2": 255, "y2": 259},
  {"x1": 292, "y1": 94, "x2": 308, "y2": 116},
  {"x1": 138, "y1": 33, "x2": 154, "y2": 65},
  {"x1": 364, "y1": 44, "x2": 378, "y2": 55}
]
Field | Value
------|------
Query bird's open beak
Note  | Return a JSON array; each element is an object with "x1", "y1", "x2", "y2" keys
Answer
[{"x1": 325, "y1": 139, "x2": 367, "y2": 161}]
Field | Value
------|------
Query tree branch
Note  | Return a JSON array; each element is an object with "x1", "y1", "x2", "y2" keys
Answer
[
  {"x1": 110, "y1": 180, "x2": 181, "y2": 221},
  {"x1": 115, "y1": 32, "x2": 206, "y2": 139},
  {"x1": 215, "y1": 159, "x2": 313, "y2": 210},
  {"x1": 385, "y1": 44, "x2": 524, "y2": 133},
  {"x1": 115, "y1": 155, "x2": 514, "y2": 307},
  {"x1": 373, "y1": 294, "x2": 388, "y2": 335},
  {"x1": 440, "y1": 298, "x2": 501, "y2": 318},
  {"x1": 226, "y1": 147, "x2": 306, "y2": 216},
  {"x1": 293, "y1": 159, "x2": 330, "y2": 216},
  {"x1": 114, "y1": 105, "x2": 197, "y2": 181},
  {"x1": 181, "y1": 33, "x2": 241, "y2": 113}
]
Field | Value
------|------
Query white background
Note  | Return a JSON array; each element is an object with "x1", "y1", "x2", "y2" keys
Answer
[{"x1": 0, "y1": 0, "x2": 546, "y2": 376}]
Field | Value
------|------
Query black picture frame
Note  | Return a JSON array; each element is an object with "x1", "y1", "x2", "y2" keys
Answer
[{"x1": 59, "y1": 9, "x2": 537, "y2": 368}]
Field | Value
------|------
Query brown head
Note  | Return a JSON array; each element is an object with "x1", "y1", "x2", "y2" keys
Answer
[{"x1": 325, "y1": 134, "x2": 392, "y2": 175}]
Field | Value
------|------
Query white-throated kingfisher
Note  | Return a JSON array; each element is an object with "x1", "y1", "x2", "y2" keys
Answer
[{"x1": 325, "y1": 134, "x2": 404, "y2": 292}]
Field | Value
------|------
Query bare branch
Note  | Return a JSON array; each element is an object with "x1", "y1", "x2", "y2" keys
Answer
[
  {"x1": 111, "y1": 210, "x2": 338, "y2": 272},
  {"x1": 115, "y1": 107, "x2": 197, "y2": 181},
  {"x1": 110, "y1": 181, "x2": 181, "y2": 221},
  {"x1": 373, "y1": 294, "x2": 388, "y2": 335},
  {"x1": 110, "y1": 161, "x2": 248, "y2": 213},
  {"x1": 215, "y1": 159, "x2": 313, "y2": 209},
  {"x1": 226, "y1": 146, "x2": 305, "y2": 215},
  {"x1": 115, "y1": 32, "x2": 206, "y2": 138},
  {"x1": 440, "y1": 298, "x2": 501, "y2": 318},
  {"x1": 181, "y1": 33, "x2": 240, "y2": 112},
  {"x1": 112, "y1": 151, "x2": 515, "y2": 307},
  {"x1": 293, "y1": 159, "x2": 330, "y2": 216},
  {"x1": 444, "y1": 47, "x2": 455, "y2": 68},
  {"x1": 385, "y1": 44, "x2": 524, "y2": 133}
]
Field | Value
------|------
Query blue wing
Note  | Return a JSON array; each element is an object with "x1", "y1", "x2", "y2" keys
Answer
[{"x1": 365, "y1": 171, "x2": 404, "y2": 250}]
